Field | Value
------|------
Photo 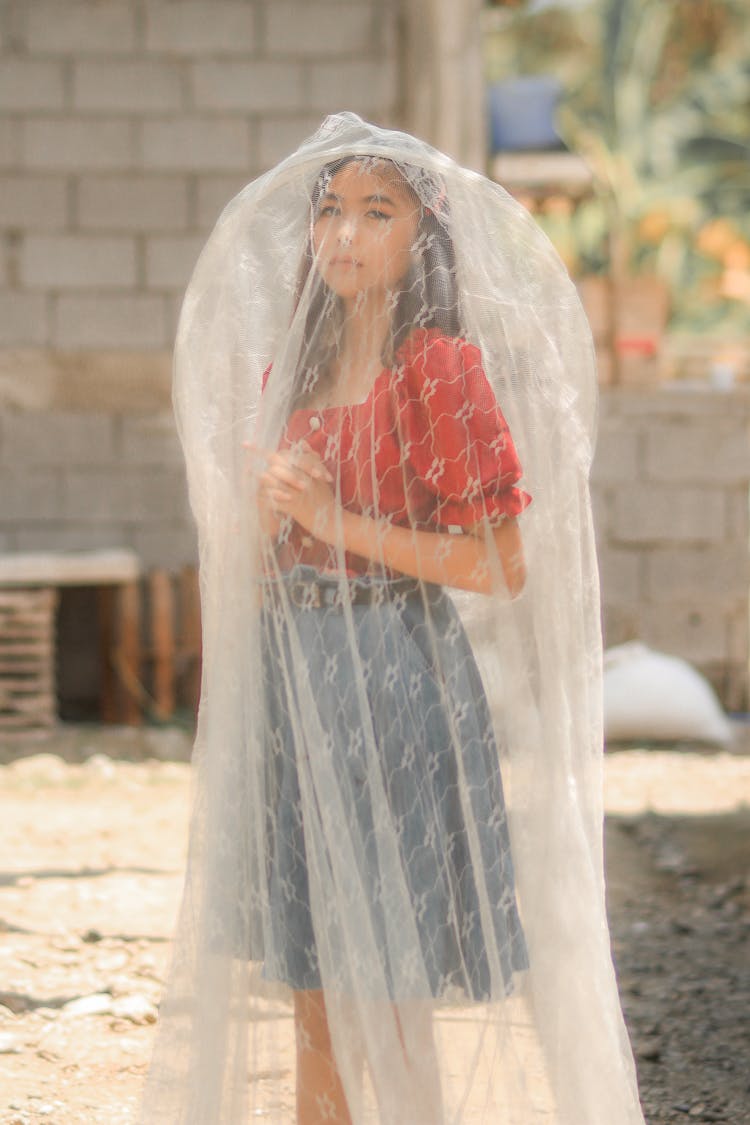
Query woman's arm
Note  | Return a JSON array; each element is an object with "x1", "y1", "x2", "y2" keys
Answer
[
  {"x1": 333, "y1": 507, "x2": 525, "y2": 597},
  {"x1": 259, "y1": 449, "x2": 526, "y2": 597}
]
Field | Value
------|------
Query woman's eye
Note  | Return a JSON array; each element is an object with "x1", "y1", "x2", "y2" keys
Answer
[
  {"x1": 318, "y1": 205, "x2": 339, "y2": 218},
  {"x1": 366, "y1": 209, "x2": 392, "y2": 222}
]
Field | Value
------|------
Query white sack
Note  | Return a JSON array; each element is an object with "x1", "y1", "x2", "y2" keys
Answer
[{"x1": 604, "y1": 641, "x2": 732, "y2": 745}]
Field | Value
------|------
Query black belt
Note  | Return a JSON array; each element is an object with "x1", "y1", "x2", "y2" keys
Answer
[{"x1": 263, "y1": 574, "x2": 427, "y2": 611}]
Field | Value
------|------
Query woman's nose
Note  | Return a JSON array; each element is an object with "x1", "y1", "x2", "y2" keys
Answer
[{"x1": 336, "y1": 218, "x2": 356, "y2": 245}]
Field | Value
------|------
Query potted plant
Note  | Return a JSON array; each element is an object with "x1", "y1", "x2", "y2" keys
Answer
[
  {"x1": 483, "y1": 2, "x2": 586, "y2": 153},
  {"x1": 555, "y1": 0, "x2": 750, "y2": 381}
]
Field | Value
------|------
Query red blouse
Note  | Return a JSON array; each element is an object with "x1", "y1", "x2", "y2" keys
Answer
[{"x1": 267, "y1": 328, "x2": 531, "y2": 576}]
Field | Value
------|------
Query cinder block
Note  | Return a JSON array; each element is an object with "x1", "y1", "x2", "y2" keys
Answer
[
  {"x1": 257, "y1": 116, "x2": 324, "y2": 169},
  {"x1": 613, "y1": 485, "x2": 724, "y2": 544},
  {"x1": 21, "y1": 235, "x2": 137, "y2": 289},
  {"x1": 73, "y1": 60, "x2": 184, "y2": 113},
  {"x1": 133, "y1": 523, "x2": 198, "y2": 568},
  {"x1": 0, "y1": 176, "x2": 68, "y2": 230},
  {"x1": 60, "y1": 469, "x2": 129, "y2": 522},
  {"x1": 145, "y1": 235, "x2": 204, "y2": 289},
  {"x1": 0, "y1": 291, "x2": 48, "y2": 346},
  {"x1": 23, "y1": 119, "x2": 133, "y2": 172},
  {"x1": 309, "y1": 58, "x2": 397, "y2": 113},
  {"x1": 596, "y1": 546, "x2": 641, "y2": 607},
  {"x1": 0, "y1": 412, "x2": 116, "y2": 468},
  {"x1": 195, "y1": 174, "x2": 252, "y2": 227},
  {"x1": 637, "y1": 602, "x2": 728, "y2": 665},
  {"x1": 0, "y1": 59, "x2": 65, "y2": 111},
  {"x1": 645, "y1": 421, "x2": 750, "y2": 484},
  {"x1": 25, "y1": 1, "x2": 136, "y2": 53},
  {"x1": 727, "y1": 608, "x2": 749, "y2": 665},
  {"x1": 54, "y1": 294, "x2": 168, "y2": 349},
  {"x1": 591, "y1": 425, "x2": 640, "y2": 485},
  {"x1": 646, "y1": 545, "x2": 750, "y2": 604},
  {"x1": 591, "y1": 347, "x2": 613, "y2": 387},
  {"x1": 191, "y1": 61, "x2": 304, "y2": 112},
  {"x1": 0, "y1": 5, "x2": 9, "y2": 52},
  {"x1": 601, "y1": 603, "x2": 639, "y2": 649},
  {"x1": 725, "y1": 613, "x2": 749, "y2": 709},
  {"x1": 0, "y1": 116, "x2": 19, "y2": 168},
  {"x1": 62, "y1": 467, "x2": 188, "y2": 523},
  {"x1": 77, "y1": 175, "x2": 189, "y2": 232},
  {"x1": 139, "y1": 118, "x2": 250, "y2": 171},
  {"x1": 15, "y1": 524, "x2": 131, "y2": 552},
  {"x1": 146, "y1": 1, "x2": 257, "y2": 54},
  {"x1": 726, "y1": 486, "x2": 749, "y2": 542},
  {"x1": 265, "y1": 3, "x2": 372, "y2": 55},
  {"x1": 132, "y1": 469, "x2": 191, "y2": 523},
  {"x1": 120, "y1": 414, "x2": 184, "y2": 466},
  {"x1": 595, "y1": 391, "x2": 617, "y2": 422},
  {"x1": 610, "y1": 386, "x2": 742, "y2": 418},
  {"x1": 0, "y1": 468, "x2": 63, "y2": 521}
]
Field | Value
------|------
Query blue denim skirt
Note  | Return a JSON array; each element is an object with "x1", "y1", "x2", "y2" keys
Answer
[{"x1": 258, "y1": 568, "x2": 528, "y2": 1000}]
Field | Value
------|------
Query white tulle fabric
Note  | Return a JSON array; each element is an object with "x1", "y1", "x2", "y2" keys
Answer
[{"x1": 139, "y1": 113, "x2": 645, "y2": 1124}]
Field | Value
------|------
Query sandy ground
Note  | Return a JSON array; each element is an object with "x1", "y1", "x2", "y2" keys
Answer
[{"x1": 0, "y1": 726, "x2": 749, "y2": 1124}]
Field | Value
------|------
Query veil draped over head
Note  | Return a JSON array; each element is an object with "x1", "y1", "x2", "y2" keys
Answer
[{"x1": 140, "y1": 113, "x2": 644, "y2": 1124}]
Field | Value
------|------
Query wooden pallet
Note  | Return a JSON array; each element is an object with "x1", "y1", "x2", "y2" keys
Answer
[
  {"x1": 0, "y1": 587, "x2": 58, "y2": 731},
  {"x1": 0, "y1": 565, "x2": 202, "y2": 730},
  {"x1": 100, "y1": 565, "x2": 202, "y2": 725}
]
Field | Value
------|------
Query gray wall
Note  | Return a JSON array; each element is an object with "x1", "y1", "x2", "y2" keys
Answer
[
  {"x1": 0, "y1": 0, "x2": 399, "y2": 398},
  {"x1": 593, "y1": 388, "x2": 750, "y2": 709}
]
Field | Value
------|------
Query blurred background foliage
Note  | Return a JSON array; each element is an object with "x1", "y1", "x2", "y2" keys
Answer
[{"x1": 484, "y1": 0, "x2": 750, "y2": 336}]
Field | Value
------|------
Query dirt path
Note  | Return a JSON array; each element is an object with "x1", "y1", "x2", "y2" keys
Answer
[{"x1": 1, "y1": 731, "x2": 748, "y2": 1124}]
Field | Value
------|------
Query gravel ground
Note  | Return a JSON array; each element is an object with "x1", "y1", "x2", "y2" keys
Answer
[
  {"x1": 604, "y1": 740, "x2": 750, "y2": 1124},
  {"x1": 607, "y1": 812, "x2": 750, "y2": 1125},
  {"x1": 0, "y1": 726, "x2": 748, "y2": 1124}
]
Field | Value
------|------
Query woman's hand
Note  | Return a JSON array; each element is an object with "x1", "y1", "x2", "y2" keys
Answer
[
  {"x1": 245, "y1": 442, "x2": 283, "y2": 538},
  {"x1": 259, "y1": 444, "x2": 337, "y2": 541},
  {"x1": 246, "y1": 441, "x2": 525, "y2": 596},
  {"x1": 257, "y1": 488, "x2": 282, "y2": 538}
]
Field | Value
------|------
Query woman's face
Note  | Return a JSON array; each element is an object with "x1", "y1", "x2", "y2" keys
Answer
[{"x1": 312, "y1": 161, "x2": 421, "y2": 303}]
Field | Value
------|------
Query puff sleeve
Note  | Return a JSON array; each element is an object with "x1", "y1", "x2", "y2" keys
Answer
[{"x1": 395, "y1": 330, "x2": 531, "y2": 529}]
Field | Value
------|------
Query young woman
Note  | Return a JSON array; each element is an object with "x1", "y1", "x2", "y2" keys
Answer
[
  {"x1": 140, "y1": 114, "x2": 646, "y2": 1125},
  {"x1": 254, "y1": 155, "x2": 530, "y2": 1123}
]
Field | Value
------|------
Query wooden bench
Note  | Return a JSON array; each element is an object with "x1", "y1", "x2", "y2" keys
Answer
[{"x1": 0, "y1": 550, "x2": 141, "y2": 732}]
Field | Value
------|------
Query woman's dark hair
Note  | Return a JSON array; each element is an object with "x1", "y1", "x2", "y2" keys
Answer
[{"x1": 288, "y1": 156, "x2": 461, "y2": 412}]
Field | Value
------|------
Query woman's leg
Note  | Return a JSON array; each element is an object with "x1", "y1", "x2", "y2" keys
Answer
[
  {"x1": 393, "y1": 1001, "x2": 445, "y2": 1124},
  {"x1": 294, "y1": 989, "x2": 353, "y2": 1125}
]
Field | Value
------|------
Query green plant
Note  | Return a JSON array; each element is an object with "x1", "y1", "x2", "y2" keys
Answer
[
  {"x1": 483, "y1": 1, "x2": 590, "y2": 83},
  {"x1": 555, "y1": 0, "x2": 750, "y2": 332}
]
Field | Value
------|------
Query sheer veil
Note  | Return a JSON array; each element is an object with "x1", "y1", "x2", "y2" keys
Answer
[{"x1": 139, "y1": 112, "x2": 644, "y2": 1124}]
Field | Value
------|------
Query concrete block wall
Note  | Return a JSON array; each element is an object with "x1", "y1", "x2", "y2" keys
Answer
[
  {"x1": 592, "y1": 388, "x2": 750, "y2": 709},
  {"x1": 0, "y1": 410, "x2": 195, "y2": 566},
  {"x1": 0, "y1": 0, "x2": 401, "y2": 563},
  {"x1": 0, "y1": 0, "x2": 399, "y2": 361}
]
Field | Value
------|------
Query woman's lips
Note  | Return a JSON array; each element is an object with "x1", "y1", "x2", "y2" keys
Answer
[{"x1": 328, "y1": 256, "x2": 360, "y2": 267}]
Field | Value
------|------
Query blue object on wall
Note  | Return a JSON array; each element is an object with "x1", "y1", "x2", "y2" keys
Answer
[{"x1": 488, "y1": 76, "x2": 563, "y2": 152}]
